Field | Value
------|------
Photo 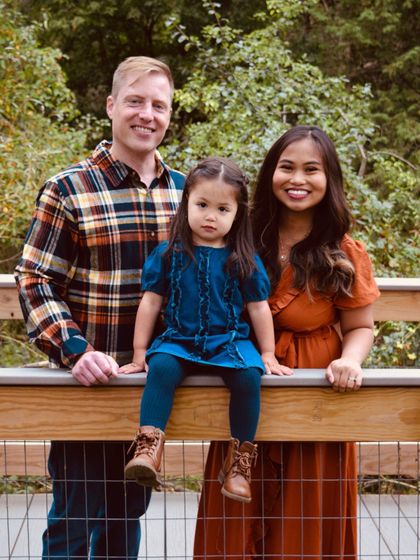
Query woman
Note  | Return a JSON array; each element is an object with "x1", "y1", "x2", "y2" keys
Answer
[{"x1": 193, "y1": 126, "x2": 380, "y2": 559}]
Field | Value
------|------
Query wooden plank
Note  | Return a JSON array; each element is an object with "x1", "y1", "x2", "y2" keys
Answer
[
  {"x1": 0, "y1": 441, "x2": 50, "y2": 476},
  {"x1": 0, "y1": 287, "x2": 22, "y2": 320},
  {"x1": 1, "y1": 442, "x2": 419, "y2": 478},
  {"x1": 373, "y1": 289, "x2": 420, "y2": 321},
  {"x1": 358, "y1": 442, "x2": 420, "y2": 478},
  {"x1": 3, "y1": 275, "x2": 417, "y2": 290},
  {"x1": 0, "y1": 386, "x2": 419, "y2": 441},
  {"x1": 0, "y1": 441, "x2": 210, "y2": 477},
  {"x1": 1, "y1": 275, "x2": 419, "y2": 321}
]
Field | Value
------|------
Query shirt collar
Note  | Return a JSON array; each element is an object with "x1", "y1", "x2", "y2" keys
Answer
[{"x1": 92, "y1": 140, "x2": 167, "y2": 187}]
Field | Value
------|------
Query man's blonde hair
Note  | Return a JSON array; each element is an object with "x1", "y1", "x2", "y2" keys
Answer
[{"x1": 111, "y1": 56, "x2": 174, "y2": 98}]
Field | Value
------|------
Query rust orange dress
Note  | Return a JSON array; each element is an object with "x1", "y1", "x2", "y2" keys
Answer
[{"x1": 193, "y1": 236, "x2": 380, "y2": 560}]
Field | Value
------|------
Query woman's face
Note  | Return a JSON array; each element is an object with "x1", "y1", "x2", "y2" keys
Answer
[{"x1": 272, "y1": 138, "x2": 327, "y2": 215}]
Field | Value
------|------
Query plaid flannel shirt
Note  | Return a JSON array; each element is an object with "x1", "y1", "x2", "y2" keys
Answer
[{"x1": 15, "y1": 140, "x2": 184, "y2": 367}]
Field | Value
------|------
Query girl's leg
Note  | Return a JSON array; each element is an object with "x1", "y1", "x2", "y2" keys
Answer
[
  {"x1": 126, "y1": 354, "x2": 186, "y2": 486},
  {"x1": 218, "y1": 367, "x2": 260, "y2": 503},
  {"x1": 220, "y1": 367, "x2": 261, "y2": 442},
  {"x1": 140, "y1": 352, "x2": 186, "y2": 430}
]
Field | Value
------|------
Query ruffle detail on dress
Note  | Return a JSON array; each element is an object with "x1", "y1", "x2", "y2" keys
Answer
[
  {"x1": 169, "y1": 249, "x2": 183, "y2": 330},
  {"x1": 223, "y1": 275, "x2": 239, "y2": 332},
  {"x1": 222, "y1": 275, "x2": 246, "y2": 367},
  {"x1": 193, "y1": 248, "x2": 211, "y2": 358},
  {"x1": 268, "y1": 266, "x2": 300, "y2": 316},
  {"x1": 269, "y1": 287, "x2": 300, "y2": 315}
]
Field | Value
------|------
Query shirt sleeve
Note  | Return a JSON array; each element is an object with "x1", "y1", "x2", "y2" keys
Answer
[
  {"x1": 334, "y1": 235, "x2": 380, "y2": 309},
  {"x1": 14, "y1": 180, "x2": 91, "y2": 368},
  {"x1": 241, "y1": 255, "x2": 271, "y2": 302},
  {"x1": 140, "y1": 242, "x2": 170, "y2": 295}
]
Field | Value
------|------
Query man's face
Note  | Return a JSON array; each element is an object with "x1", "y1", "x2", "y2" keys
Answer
[{"x1": 106, "y1": 71, "x2": 172, "y2": 164}]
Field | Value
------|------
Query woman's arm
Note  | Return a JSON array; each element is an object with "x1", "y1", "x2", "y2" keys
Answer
[
  {"x1": 326, "y1": 304, "x2": 375, "y2": 392},
  {"x1": 247, "y1": 300, "x2": 293, "y2": 375},
  {"x1": 119, "y1": 291, "x2": 163, "y2": 373}
]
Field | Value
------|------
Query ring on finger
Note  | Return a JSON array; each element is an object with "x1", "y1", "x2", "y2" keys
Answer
[{"x1": 348, "y1": 376, "x2": 357, "y2": 382}]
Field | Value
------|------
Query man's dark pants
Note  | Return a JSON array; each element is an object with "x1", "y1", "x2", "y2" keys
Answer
[{"x1": 42, "y1": 441, "x2": 152, "y2": 559}]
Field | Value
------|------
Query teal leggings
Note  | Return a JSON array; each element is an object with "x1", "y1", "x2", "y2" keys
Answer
[{"x1": 140, "y1": 353, "x2": 261, "y2": 443}]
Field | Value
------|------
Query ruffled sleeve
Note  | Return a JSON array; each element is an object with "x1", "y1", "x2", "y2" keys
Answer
[
  {"x1": 241, "y1": 255, "x2": 271, "y2": 302},
  {"x1": 334, "y1": 235, "x2": 380, "y2": 309},
  {"x1": 140, "y1": 241, "x2": 169, "y2": 295}
]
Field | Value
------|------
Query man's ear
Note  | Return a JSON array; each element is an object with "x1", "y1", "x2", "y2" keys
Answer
[{"x1": 106, "y1": 96, "x2": 114, "y2": 119}]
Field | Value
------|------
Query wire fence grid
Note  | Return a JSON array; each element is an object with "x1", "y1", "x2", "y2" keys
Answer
[{"x1": 0, "y1": 440, "x2": 419, "y2": 559}]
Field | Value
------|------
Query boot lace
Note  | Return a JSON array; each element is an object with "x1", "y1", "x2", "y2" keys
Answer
[
  {"x1": 128, "y1": 429, "x2": 160, "y2": 458},
  {"x1": 230, "y1": 447, "x2": 257, "y2": 481}
]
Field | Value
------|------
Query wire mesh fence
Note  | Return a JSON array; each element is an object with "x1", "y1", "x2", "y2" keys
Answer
[{"x1": 1, "y1": 440, "x2": 419, "y2": 559}]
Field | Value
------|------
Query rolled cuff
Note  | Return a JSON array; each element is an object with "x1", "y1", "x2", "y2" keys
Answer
[{"x1": 61, "y1": 334, "x2": 91, "y2": 367}]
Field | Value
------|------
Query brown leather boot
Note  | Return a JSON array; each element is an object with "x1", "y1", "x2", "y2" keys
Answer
[
  {"x1": 218, "y1": 438, "x2": 258, "y2": 503},
  {"x1": 125, "y1": 426, "x2": 165, "y2": 487}
]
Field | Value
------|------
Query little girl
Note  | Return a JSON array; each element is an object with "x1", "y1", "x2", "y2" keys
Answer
[{"x1": 120, "y1": 156, "x2": 285, "y2": 503}]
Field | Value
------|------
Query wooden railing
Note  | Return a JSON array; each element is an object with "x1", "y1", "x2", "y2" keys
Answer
[
  {"x1": 1, "y1": 368, "x2": 419, "y2": 478},
  {"x1": 1, "y1": 275, "x2": 419, "y2": 321},
  {"x1": 1, "y1": 367, "x2": 420, "y2": 441},
  {"x1": 0, "y1": 275, "x2": 419, "y2": 477}
]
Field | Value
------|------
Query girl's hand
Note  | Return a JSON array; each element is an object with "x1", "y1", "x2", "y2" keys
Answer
[
  {"x1": 261, "y1": 352, "x2": 293, "y2": 376},
  {"x1": 325, "y1": 358, "x2": 362, "y2": 392},
  {"x1": 119, "y1": 351, "x2": 147, "y2": 374}
]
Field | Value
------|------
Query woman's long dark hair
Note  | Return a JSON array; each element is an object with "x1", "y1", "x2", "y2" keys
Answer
[
  {"x1": 166, "y1": 157, "x2": 256, "y2": 280},
  {"x1": 252, "y1": 126, "x2": 355, "y2": 296}
]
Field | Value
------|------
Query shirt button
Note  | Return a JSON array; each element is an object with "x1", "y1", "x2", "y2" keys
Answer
[{"x1": 149, "y1": 231, "x2": 156, "y2": 238}]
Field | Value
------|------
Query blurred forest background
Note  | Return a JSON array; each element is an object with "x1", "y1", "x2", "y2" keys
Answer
[{"x1": 0, "y1": 0, "x2": 418, "y2": 367}]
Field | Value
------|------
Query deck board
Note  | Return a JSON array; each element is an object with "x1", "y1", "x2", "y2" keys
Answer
[
  {"x1": 0, "y1": 493, "x2": 419, "y2": 559},
  {"x1": 362, "y1": 495, "x2": 419, "y2": 559},
  {"x1": 395, "y1": 494, "x2": 420, "y2": 538},
  {"x1": 359, "y1": 497, "x2": 387, "y2": 558}
]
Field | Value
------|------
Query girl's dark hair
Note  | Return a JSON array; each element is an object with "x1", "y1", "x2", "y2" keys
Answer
[
  {"x1": 252, "y1": 125, "x2": 355, "y2": 296},
  {"x1": 166, "y1": 156, "x2": 256, "y2": 279}
]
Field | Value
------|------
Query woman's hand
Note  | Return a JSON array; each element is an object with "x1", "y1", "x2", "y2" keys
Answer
[
  {"x1": 261, "y1": 352, "x2": 293, "y2": 376},
  {"x1": 326, "y1": 357, "x2": 362, "y2": 392}
]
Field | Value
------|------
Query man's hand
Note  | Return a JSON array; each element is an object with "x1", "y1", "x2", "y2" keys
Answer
[{"x1": 72, "y1": 351, "x2": 119, "y2": 386}]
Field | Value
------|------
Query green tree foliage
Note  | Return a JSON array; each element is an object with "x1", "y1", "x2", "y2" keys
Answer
[
  {"x1": 17, "y1": 0, "x2": 267, "y2": 118},
  {"x1": 163, "y1": 0, "x2": 418, "y2": 277},
  {"x1": 0, "y1": 1, "x2": 88, "y2": 266},
  {"x1": 290, "y1": 0, "x2": 419, "y2": 165}
]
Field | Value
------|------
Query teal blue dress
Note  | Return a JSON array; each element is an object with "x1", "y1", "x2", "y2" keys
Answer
[{"x1": 141, "y1": 242, "x2": 270, "y2": 373}]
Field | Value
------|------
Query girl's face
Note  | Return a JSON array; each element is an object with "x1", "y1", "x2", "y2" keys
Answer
[
  {"x1": 187, "y1": 178, "x2": 239, "y2": 247},
  {"x1": 272, "y1": 138, "x2": 327, "y2": 216}
]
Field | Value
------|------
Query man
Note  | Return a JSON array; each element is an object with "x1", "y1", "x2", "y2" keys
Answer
[{"x1": 15, "y1": 56, "x2": 184, "y2": 559}]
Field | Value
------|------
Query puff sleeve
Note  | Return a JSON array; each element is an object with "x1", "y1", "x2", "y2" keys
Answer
[
  {"x1": 241, "y1": 255, "x2": 271, "y2": 302},
  {"x1": 140, "y1": 242, "x2": 170, "y2": 295},
  {"x1": 334, "y1": 235, "x2": 380, "y2": 309}
]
